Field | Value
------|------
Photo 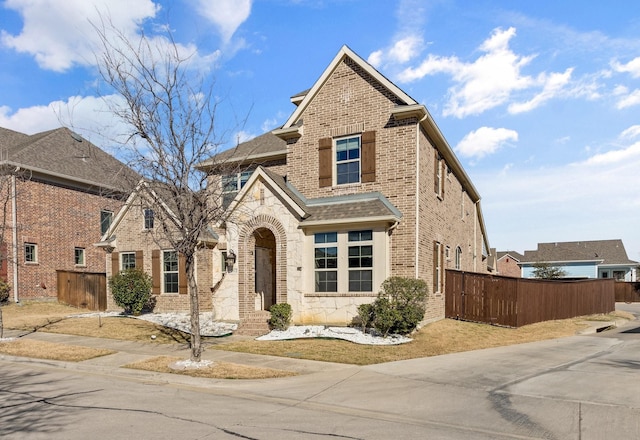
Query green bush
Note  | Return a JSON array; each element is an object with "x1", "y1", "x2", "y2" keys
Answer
[
  {"x1": 109, "y1": 269, "x2": 153, "y2": 315},
  {"x1": 357, "y1": 277, "x2": 429, "y2": 336},
  {"x1": 268, "y1": 303, "x2": 292, "y2": 331},
  {"x1": 0, "y1": 280, "x2": 9, "y2": 304},
  {"x1": 356, "y1": 303, "x2": 374, "y2": 332}
]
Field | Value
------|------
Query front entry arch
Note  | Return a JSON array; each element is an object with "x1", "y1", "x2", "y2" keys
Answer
[
  {"x1": 238, "y1": 215, "x2": 287, "y2": 319},
  {"x1": 254, "y1": 228, "x2": 276, "y2": 310}
]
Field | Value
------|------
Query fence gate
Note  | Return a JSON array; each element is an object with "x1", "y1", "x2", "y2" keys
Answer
[{"x1": 56, "y1": 270, "x2": 107, "y2": 311}]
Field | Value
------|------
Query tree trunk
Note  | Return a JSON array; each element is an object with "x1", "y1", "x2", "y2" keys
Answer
[
  {"x1": 0, "y1": 307, "x2": 3, "y2": 339},
  {"x1": 185, "y1": 256, "x2": 201, "y2": 362}
]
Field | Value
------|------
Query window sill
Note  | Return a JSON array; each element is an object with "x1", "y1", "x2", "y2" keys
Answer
[
  {"x1": 305, "y1": 292, "x2": 377, "y2": 298},
  {"x1": 24, "y1": 262, "x2": 39, "y2": 266}
]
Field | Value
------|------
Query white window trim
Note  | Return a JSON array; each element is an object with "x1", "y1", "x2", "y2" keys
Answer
[
  {"x1": 309, "y1": 228, "x2": 386, "y2": 294},
  {"x1": 74, "y1": 247, "x2": 85, "y2": 266},
  {"x1": 162, "y1": 250, "x2": 179, "y2": 294},
  {"x1": 24, "y1": 242, "x2": 37, "y2": 264},
  {"x1": 121, "y1": 252, "x2": 136, "y2": 271},
  {"x1": 334, "y1": 134, "x2": 362, "y2": 186}
]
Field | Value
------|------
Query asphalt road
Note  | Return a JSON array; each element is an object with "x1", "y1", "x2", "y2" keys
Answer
[{"x1": 1, "y1": 305, "x2": 638, "y2": 439}]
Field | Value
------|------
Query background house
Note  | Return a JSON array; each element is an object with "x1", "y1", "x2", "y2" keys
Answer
[
  {"x1": 0, "y1": 126, "x2": 131, "y2": 302},
  {"x1": 192, "y1": 45, "x2": 493, "y2": 326},
  {"x1": 495, "y1": 250, "x2": 524, "y2": 277},
  {"x1": 520, "y1": 239, "x2": 638, "y2": 281}
]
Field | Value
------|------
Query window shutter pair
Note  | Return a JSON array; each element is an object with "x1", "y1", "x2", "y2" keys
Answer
[
  {"x1": 151, "y1": 249, "x2": 187, "y2": 295},
  {"x1": 318, "y1": 131, "x2": 376, "y2": 187},
  {"x1": 111, "y1": 250, "x2": 144, "y2": 276}
]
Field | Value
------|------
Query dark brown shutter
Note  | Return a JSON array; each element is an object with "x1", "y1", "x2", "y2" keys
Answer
[
  {"x1": 318, "y1": 137, "x2": 333, "y2": 187},
  {"x1": 151, "y1": 250, "x2": 160, "y2": 295},
  {"x1": 361, "y1": 131, "x2": 376, "y2": 183},
  {"x1": 178, "y1": 253, "x2": 187, "y2": 295},
  {"x1": 440, "y1": 244, "x2": 445, "y2": 292},
  {"x1": 135, "y1": 250, "x2": 143, "y2": 269},
  {"x1": 442, "y1": 164, "x2": 446, "y2": 200},
  {"x1": 434, "y1": 151, "x2": 439, "y2": 193},
  {"x1": 111, "y1": 251, "x2": 119, "y2": 276},
  {"x1": 433, "y1": 242, "x2": 438, "y2": 293}
]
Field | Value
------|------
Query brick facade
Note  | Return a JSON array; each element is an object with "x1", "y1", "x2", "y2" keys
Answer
[{"x1": 4, "y1": 178, "x2": 122, "y2": 301}]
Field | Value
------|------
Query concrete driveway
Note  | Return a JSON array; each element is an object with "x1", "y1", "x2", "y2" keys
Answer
[{"x1": 1, "y1": 306, "x2": 638, "y2": 439}]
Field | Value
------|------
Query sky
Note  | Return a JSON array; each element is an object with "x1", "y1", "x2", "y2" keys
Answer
[{"x1": 1, "y1": 0, "x2": 639, "y2": 260}]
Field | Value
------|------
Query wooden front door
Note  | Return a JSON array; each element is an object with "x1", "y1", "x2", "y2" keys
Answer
[{"x1": 255, "y1": 246, "x2": 275, "y2": 310}]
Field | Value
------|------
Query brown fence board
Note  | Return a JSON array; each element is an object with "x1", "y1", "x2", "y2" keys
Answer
[
  {"x1": 445, "y1": 270, "x2": 615, "y2": 327},
  {"x1": 56, "y1": 270, "x2": 106, "y2": 311},
  {"x1": 615, "y1": 281, "x2": 640, "y2": 302}
]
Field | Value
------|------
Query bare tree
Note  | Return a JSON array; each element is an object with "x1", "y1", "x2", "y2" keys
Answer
[{"x1": 93, "y1": 18, "x2": 243, "y2": 362}]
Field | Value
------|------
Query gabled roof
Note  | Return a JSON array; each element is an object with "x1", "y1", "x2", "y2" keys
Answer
[
  {"x1": 521, "y1": 240, "x2": 638, "y2": 265},
  {"x1": 225, "y1": 166, "x2": 402, "y2": 227},
  {"x1": 195, "y1": 131, "x2": 287, "y2": 169},
  {"x1": 0, "y1": 126, "x2": 135, "y2": 193},
  {"x1": 97, "y1": 179, "x2": 219, "y2": 248},
  {"x1": 497, "y1": 250, "x2": 524, "y2": 261}
]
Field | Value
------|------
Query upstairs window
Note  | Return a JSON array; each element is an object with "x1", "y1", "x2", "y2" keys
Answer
[
  {"x1": 24, "y1": 243, "x2": 37, "y2": 263},
  {"x1": 335, "y1": 136, "x2": 361, "y2": 185},
  {"x1": 74, "y1": 247, "x2": 85, "y2": 266},
  {"x1": 144, "y1": 209, "x2": 154, "y2": 230},
  {"x1": 455, "y1": 246, "x2": 462, "y2": 270},
  {"x1": 100, "y1": 210, "x2": 113, "y2": 235},
  {"x1": 222, "y1": 170, "x2": 253, "y2": 206}
]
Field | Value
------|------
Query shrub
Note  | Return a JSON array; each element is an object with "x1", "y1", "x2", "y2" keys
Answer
[
  {"x1": 0, "y1": 280, "x2": 9, "y2": 304},
  {"x1": 356, "y1": 303, "x2": 374, "y2": 332},
  {"x1": 109, "y1": 269, "x2": 153, "y2": 315},
  {"x1": 268, "y1": 303, "x2": 292, "y2": 331},
  {"x1": 358, "y1": 277, "x2": 429, "y2": 336}
]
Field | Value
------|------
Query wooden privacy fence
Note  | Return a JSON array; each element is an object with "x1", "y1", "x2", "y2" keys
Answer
[
  {"x1": 445, "y1": 270, "x2": 615, "y2": 327},
  {"x1": 615, "y1": 281, "x2": 640, "y2": 302},
  {"x1": 57, "y1": 270, "x2": 107, "y2": 311}
]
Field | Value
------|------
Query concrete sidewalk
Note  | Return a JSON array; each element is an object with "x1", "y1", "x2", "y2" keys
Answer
[{"x1": 1, "y1": 328, "x2": 353, "y2": 382}]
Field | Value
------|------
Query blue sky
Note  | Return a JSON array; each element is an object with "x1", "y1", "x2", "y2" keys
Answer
[{"x1": 1, "y1": 0, "x2": 640, "y2": 260}]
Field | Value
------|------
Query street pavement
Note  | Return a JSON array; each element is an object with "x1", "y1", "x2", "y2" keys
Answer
[{"x1": 0, "y1": 304, "x2": 638, "y2": 439}]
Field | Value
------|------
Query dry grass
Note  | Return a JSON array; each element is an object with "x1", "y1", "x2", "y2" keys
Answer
[
  {"x1": 2, "y1": 302, "x2": 631, "y2": 367},
  {"x1": 2, "y1": 301, "x2": 190, "y2": 344},
  {"x1": 0, "y1": 339, "x2": 115, "y2": 362},
  {"x1": 124, "y1": 356, "x2": 297, "y2": 379},
  {"x1": 212, "y1": 314, "x2": 622, "y2": 365},
  {"x1": 2, "y1": 301, "x2": 81, "y2": 331}
]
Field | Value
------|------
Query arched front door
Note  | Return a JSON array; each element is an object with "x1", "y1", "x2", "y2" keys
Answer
[{"x1": 254, "y1": 228, "x2": 276, "y2": 310}]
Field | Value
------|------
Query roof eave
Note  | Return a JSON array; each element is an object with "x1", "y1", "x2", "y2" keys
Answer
[{"x1": 300, "y1": 215, "x2": 401, "y2": 228}]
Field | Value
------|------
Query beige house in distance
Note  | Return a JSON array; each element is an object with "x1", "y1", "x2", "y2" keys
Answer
[{"x1": 105, "y1": 45, "x2": 493, "y2": 327}]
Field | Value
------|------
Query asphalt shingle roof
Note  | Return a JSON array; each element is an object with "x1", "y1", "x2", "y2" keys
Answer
[
  {"x1": 0, "y1": 126, "x2": 135, "y2": 191},
  {"x1": 522, "y1": 239, "x2": 638, "y2": 265}
]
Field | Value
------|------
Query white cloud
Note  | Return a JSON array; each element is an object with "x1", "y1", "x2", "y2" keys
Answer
[
  {"x1": 615, "y1": 89, "x2": 640, "y2": 109},
  {"x1": 508, "y1": 68, "x2": 573, "y2": 114},
  {"x1": 397, "y1": 27, "x2": 575, "y2": 117},
  {"x1": 1, "y1": 0, "x2": 159, "y2": 72},
  {"x1": 0, "y1": 95, "x2": 131, "y2": 153},
  {"x1": 368, "y1": 36, "x2": 424, "y2": 68},
  {"x1": 455, "y1": 126, "x2": 518, "y2": 159},
  {"x1": 620, "y1": 125, "x2": 640, "y2": 140},
  {"x1": 196, "y1": 0, "x2": 252, "y2": 43},
  {"x1": 611, "y1": 57, "x2": 640, "y2": 78},
  {"x1": 576, "y1": 142, "x2": 640, "y2": 166}
]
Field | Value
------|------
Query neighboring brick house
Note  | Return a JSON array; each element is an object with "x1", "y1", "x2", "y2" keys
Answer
[
  {"x1": 96, "y1": 182, "x2": 218, "y2": 312},
  {"x1": 495, "y1": 250, "x2": 524, "y2": 277},
  {"x1": 520, "y1": 239, "x2": 639, "y2": 281},
  {"x1": 189, "y1": 45, "x2": 493, "y2": 326},
  {"x1": 0, "y1": 126, "x2": 131, "y2": 302}
]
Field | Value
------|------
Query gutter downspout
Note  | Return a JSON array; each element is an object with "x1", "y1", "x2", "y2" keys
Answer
[
  {"x1": 11, "y1": 174, "x2": 18, "y2": 303},
  {"x1": 415, "y1": 114, "x2": 428, "y2": 279},
  {"x1": 473, "y1": 201, "x2": 479, "y2": 272}
]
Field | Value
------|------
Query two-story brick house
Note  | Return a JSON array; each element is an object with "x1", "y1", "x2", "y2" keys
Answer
[
  {"x1": 0, "y1": 126, "x2": 131, "y2": 303},
  {"x1": 191, "y1": 45, "x2": 492, "y2": 326}
]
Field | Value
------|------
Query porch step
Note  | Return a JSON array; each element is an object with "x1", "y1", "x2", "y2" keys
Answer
[{"x1": 235, "y1": 311, "x2": 271, "y2": 337}]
